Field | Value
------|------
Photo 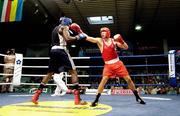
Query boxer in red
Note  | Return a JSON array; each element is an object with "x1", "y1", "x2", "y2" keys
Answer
[
  {"x1": 89, "y1": 27, "x2": 145, "y2": 106},
  {"x1": 70, "y1": 25, "x2": 146, "y2": 106}
]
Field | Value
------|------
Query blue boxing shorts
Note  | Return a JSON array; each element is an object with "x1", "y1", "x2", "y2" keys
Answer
[{"x1": 48, "y1": 48, "x2": 75, "y2": 73}]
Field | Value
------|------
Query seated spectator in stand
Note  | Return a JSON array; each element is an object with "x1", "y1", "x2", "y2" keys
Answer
[
  {"x1": 137, "y1": 86, "x2": 145, "y2": 95},
  {"x1": 1, "y1": 49, "x2": 15, "y2": 93}
]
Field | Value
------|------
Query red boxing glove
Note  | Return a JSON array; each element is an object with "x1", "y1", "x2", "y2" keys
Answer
[
  {"x1": 70, "y1": 23, "x2": 83, "y2": 34},
  {"x1": 113, "y1": 34, "x2": 124, "y2": 44}
]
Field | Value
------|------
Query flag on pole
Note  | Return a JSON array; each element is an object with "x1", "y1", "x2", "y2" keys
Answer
[{"x1": 0, "y1": 0, "x2": 24, "y2": 22}]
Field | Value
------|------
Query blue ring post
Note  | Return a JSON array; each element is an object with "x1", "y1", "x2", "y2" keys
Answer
[{"x1": 168, "y1": 50, "x2": 177, "y2": 87}]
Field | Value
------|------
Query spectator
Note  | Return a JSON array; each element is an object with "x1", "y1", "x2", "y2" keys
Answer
[{"x1": 1, "y1": 49, "x2": 15, "y2": 93}]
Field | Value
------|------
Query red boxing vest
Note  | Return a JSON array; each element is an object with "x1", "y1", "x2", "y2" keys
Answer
[{"x1": 102, "y1": 38, "x2": 118, "y2": 61}]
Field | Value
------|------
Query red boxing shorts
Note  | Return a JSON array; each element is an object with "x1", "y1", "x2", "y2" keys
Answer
[{"x1": 102, "y1": 60, "x2": 129, "y2": 78}]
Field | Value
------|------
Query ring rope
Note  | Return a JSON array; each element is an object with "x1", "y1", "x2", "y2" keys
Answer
[
  {"x1": 20, "y1": 64, "x2": 169, "y2": 69},
  {"x1": 0, "y1": 82, "x2": 90, "y2": 86},
  {"x1": 22, "y1": 54, "x2": 168, "y2": 60},
  {"x1": 0, "y1": 53, "x2": 15, "y2": 58},
  {"x1": 20, "y1": 83, "x2": 90, "y2": 86},
  {"x1": 0, "y1": 63, "x2": 14, "y2": 67},
  {"x1": 0, "y1": 64, "x2": 169, "y2": 69},
  {"x1": 92, "y1": 83, "x2": 170, "y2": 87},
  {"x1": 0, "y1": 73, "x2": 13, "y2": 76},
  {"x1": 2, "y1": 82, "x2": 180, "y2": 87},
  {"x1": 0, "y1": 73, "x2": 168, "y2": 77}
]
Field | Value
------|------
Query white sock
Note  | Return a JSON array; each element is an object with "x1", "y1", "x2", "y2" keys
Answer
[
  {"x1": 53, "y1": 73, "x2": 68, "y2": 93},
  {"x1": 54, "y1": 85, "x2": 61, "y2": 94}
]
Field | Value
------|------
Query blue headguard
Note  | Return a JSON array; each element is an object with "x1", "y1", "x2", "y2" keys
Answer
[{"x1": 59, "y1": 17, "x2": 72, "y2": 26}]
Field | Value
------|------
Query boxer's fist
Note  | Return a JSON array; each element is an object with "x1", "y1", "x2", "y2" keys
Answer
[
  {"x1": 113, "y1": 34, "x2": 124, "y2": 44},
  {"x1": 70, "y1": 23, "x2": 83, "y2": 34},
  {"x1": 76, "y1": 33, "x2": 87, "y2": 40}
]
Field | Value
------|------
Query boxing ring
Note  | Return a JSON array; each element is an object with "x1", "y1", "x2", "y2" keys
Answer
[{"x1": 0, "y1": 50, "x2": 180, "y2": 116}]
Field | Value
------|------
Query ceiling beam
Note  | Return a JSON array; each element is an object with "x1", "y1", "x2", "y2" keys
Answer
[
  {"x1": 147, "y1": 0, "x2": 161, "y2": 32},
  {"x1": 133, "y1": 0, "x2": 144, "y2": 26},
  {"x1": 114, "y1": 0, "x2": 119, "y2": 34},
  {"x1": 72, "y1": 0, "x2": 92, "y2": 35},
  {"x1": 37, "y1": 0, "x2": 60, "y2": 24}
]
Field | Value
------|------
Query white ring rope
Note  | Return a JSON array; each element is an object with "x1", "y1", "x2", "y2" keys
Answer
[
  {"x1": 0, "y1": 53, "x2": 6, "y2": 57},
  {"x1": 22, "y1": 66, "x2": 90, "y2": 69},
  {"x1": 0, "y1": 73, "x2": 13, "y2": 76},
  {"x1": 0, "y1": 63, "x2": 14, "y2": 67},
  {"x1": 0, "y1": 82, "x2": 90, "y2": 86},
  {"x1": 23, "y1": 56, "x2": 91, "y2": 60},
  {"x1": 0, "y1": 64, "x2": 90, "y2": 68},
  {"x1": 0, "y1": 53, "x2": 15, "y2": 58}
]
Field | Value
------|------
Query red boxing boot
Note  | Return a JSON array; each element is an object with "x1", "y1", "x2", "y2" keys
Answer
[
  {"x1": 74, "y1": 90, "x2": 87, "y2": 105},
  {"x1": 32, "y1": 89, "x2": 42, "y2": 105}
]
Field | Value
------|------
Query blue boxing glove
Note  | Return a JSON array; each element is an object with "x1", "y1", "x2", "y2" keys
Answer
[{"x1": 76, "y1": 33, "x2": 87, "y2": 40}]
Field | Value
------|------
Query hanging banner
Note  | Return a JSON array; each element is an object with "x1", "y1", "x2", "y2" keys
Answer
[
  {"x1": 12, "y1": 53, "x2": 23, "y2": 86},
  {"x1": 0, "y1": 0, "x2": 24, "y2": 22}
]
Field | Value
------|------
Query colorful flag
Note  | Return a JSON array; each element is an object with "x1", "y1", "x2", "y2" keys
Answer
[{"x1": 0, "y1": 0, "x2": 24, "y2": 22}]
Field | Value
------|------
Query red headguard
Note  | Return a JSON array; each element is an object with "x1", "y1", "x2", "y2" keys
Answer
[{"x1": 100, "y1": 27, "x2": 111, "y2": 38}]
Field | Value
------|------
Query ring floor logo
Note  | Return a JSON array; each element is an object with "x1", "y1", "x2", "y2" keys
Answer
[{"x1": 0, "y1": 101, "x2": 112, "y2": 116}]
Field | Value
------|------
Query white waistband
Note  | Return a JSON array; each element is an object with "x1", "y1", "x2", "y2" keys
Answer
[
  {"x1": 51, "y1": 46, "x2": 66, "y2": 50},
  {"x1": 105, "y1": 57, "x2": 119, "y2": 64}
]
